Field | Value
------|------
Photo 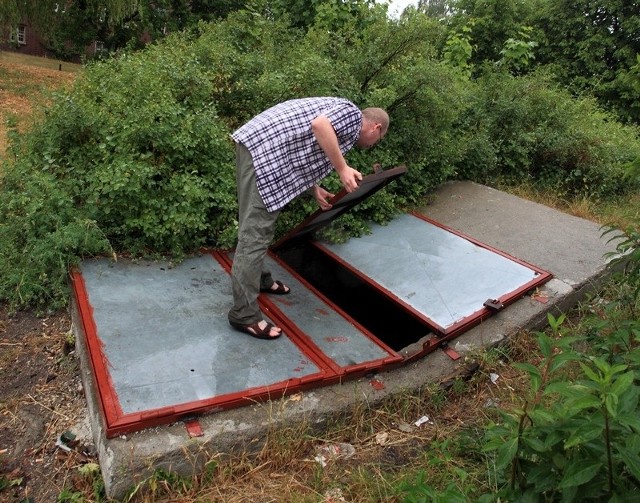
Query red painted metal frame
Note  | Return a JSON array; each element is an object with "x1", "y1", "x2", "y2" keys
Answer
[
  {"x1": 71, "y1": 270, "x2": 124, "y2": 429},
  {"x1": 309, "y1": 211, "x2": 553, "y2": 344},
  {"x1": 71, "y1": 258, "x2": 328, "y2": 438},
  {"x1": 71, "y1": 249, "x2": 402, "y2": 438}
]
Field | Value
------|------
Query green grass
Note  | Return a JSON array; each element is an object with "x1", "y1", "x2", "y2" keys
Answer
[
  {"x1": 501, "y1": 183, "x2": 640, "y2": 231},
  {"x1": 0, "y1": 49, "x2": 81, "y2": 73},
  {"x1": 0, "y1": 52, "x2": 79, "y2": 162},
  {"x1": 0, "y1": 52, "x2": 77, "y2": 98},
  {"x1": 0, "y1": 66, "x2": 59, "y2": 99}
]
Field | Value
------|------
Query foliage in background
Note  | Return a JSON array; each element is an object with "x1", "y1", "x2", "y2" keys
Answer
[
  {"x1": 0, "y1": 0, "x2": 143, "y2": 59},
  {"x1": 0, "y1": 0, "x2": 248, "y2": 61},
  {"x1": 3, "y1": 1, "x2": 639, "y2": 124},
  {"x1": 446, "y1": 0, "x2": 539, "y2": 68},
  {"x1": 0, "y1": 3, "x2": 639, "y2": 312},
  {"x1": 0, "y1": 0, "x2": 142, "y2": 31},
  {"x1": 496, "y1": 27, "x2": 537, "y2": 74},
  {"x1": 442, "y1": 23, "x2": 474, "y2": 76},
  {"x1": 445, "y1": 0, "x2": 640, "y2": 125},
  {"x1": 531, "y1": 0, "x2": 640, "y2": 125},
  {"x1": 418, "y1": 0, "x2": 453, "y2": 19},
  {"x1": 454, "y1": 69, "x2": 640, "y2": 200},
  {"x1": 262, "y1": 0, "x2": 377, "y2": 31}
]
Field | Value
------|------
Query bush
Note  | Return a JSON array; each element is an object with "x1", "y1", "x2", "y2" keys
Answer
[
  {"x1": 0, "y1": 8, "x2": 466, "y2": 310},
  {"x1": 1, "y1": 30, "x2": 240, "y2": 309},
  {"x1": 483, "y1": 308, "x2": 640, "y2": 501},
  {"x1": 0, "y1": 167, "x2": 111, "y2": 311},
  {"x1": 455, "y1": 69, "x2": 640, "y2": 200}
]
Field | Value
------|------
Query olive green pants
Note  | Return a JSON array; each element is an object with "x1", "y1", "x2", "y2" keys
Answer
[{"x1": 228, "y1": 143, "x2": 281, "y2": 325}]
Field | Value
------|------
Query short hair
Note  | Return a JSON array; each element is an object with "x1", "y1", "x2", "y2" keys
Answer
[{"x1": 362, "y1": 107, "x2": 389, "y2": 133}]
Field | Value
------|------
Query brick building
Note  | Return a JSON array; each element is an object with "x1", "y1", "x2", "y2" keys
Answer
[{"x1": 1, "y1": 21, "x2": 103, "y2": 63}]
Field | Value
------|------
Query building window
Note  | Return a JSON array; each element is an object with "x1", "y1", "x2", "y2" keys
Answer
[
  {"x1": 95, "y1": 40, "x2": 105, "y2": 53},
  {"x1": 11, "y1": 25, "x2": 27, "y2": 45}
]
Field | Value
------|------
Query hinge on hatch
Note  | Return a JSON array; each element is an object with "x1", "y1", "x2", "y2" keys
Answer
[{"x1": 483, "y1": 298, "x2": 504, "y2": 311}]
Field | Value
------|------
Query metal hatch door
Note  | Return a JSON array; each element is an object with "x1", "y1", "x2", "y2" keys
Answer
[
  {"x1": 271, "y1": 167, "x2": 552, "y2": 355},
  {"x1": 72, "y1": 251, "x2": 401, "y2": 438},
  {"x1": 71, "y1": 167, "x2": 408, "y2": 437},
  {"x1": 271, "y1": 165, "x2": 408, "y2": 250},
  {"x1": 310, "y1": 212, "x2": 552, "y2": 339}
]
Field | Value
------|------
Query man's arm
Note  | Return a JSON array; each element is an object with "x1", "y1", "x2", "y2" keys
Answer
[{"x1": 311, "y1": 115, "x2": 362, "y2": 192}]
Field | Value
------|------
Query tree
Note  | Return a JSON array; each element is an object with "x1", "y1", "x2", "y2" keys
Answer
[
  {"x1": 532, "y1": 0, "x2": 640, "y2": 124},
  {"x1": 258, "y1": 0, "x2": 378, "y2": 31},
  {"x1": 1, "y1": 1, "x2": 144, "y2": 60},
  {"x1": 418, "y1": 0, "x2": 452, "y2": 19},
  {"x1": 448, "y1": 0, "x2": 531, "y2": 65},
  {"x1": 1, "y1": 0, "x2": 248, "y2": 61},
  {"x1": 0, "y1": 0, "x2": 142, "y2": 34},
  {"x1": 188, "y1": 0, "x2": 246, "y2": 23}
]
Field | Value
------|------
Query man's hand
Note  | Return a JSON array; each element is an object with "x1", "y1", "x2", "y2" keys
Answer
[
  {"x1": 337, "y1": 166, "x2": 362, "y2": 193},
  {"x1": 312, "y1": 185, "x2": 335, "y2": 211}
]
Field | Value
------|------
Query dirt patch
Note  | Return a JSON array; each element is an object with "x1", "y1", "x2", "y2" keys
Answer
[{"x1": 0, "y1": 307, "x2": 93, "y2": 502}]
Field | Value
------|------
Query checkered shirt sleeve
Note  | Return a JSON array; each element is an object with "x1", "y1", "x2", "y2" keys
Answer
[{"x1": 231, "y1": 97, "x2": 362, "y2": 212}]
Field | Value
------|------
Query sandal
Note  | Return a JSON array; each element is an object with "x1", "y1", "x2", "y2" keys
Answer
[
  {"x1": 260, "y1": 280, "x2": 290, "y2": 295},
  {"x1": 229, "y1": 320, "x2": 282, "y2": 340}
]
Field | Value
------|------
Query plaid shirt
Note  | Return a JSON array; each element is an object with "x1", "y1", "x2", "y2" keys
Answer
[{"x1": 232, "y1": 97, "x2": 362, "y2": 212}]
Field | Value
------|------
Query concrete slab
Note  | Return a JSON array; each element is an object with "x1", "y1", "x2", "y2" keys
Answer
[{"x1": 72, "y1": 181, "x2": 619, "y2": 499}]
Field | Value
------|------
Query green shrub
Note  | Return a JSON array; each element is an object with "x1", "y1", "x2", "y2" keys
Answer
[
  {"x1": 0, "y1": 9, "x2": 466, "y2": 310},
  {"x1": 455, "y1": 69, "x2": 640, "y2": 200},
  {"x1": 0, "y1": 166, "x2": 111, "y2": 311},
  {"x1": 481, "y1": 309, "x2": 640, "y2": 502}
]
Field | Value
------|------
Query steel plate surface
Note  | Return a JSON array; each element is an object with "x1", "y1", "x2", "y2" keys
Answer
[{"x1": 316, "y1": 213, "x2": 545, "y2": 332}]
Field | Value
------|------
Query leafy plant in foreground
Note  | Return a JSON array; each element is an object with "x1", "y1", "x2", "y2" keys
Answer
[
  {"x1": 604, "y1": 225, "x2": 640, "y2": 303},
  {"x1": 483, "y1": 313, "x2": 640, "y2": 501}
]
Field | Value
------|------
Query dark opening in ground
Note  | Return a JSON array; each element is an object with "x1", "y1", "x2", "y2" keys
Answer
[{"x1": 275, "y1": 241, "x2": 432, "y2": 352}]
